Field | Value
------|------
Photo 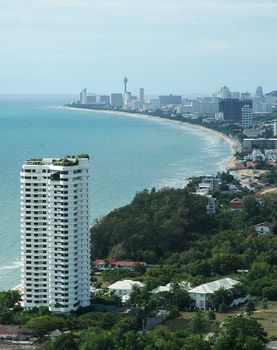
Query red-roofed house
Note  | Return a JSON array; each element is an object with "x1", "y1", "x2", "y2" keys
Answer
[
  {"x1": 93, "y1": 258, "x2": 146, "y2": 271},
  {"x1": 0, "y1": 326, "x2": 34, "y2": 342},
  {"x1": 229, "y1": 197, "x2": 243, "y2": 210}
]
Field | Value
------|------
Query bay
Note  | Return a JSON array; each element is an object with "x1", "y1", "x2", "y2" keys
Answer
[{"x1": 0, "y1": 95, "x2": 231, "y2": 290}]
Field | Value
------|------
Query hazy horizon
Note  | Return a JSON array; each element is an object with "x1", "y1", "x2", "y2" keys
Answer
[{"x1": 0, "y1": 0, "x2": 276, "y2": 95}]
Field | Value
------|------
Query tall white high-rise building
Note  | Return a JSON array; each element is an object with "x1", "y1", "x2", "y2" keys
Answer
[
  {"x1": 80, "y1": 88, "x2": 87, "y2": 104},
  {"x1": 241, "y1": 103, "x2": 253, "y2": 129},
  {"x1": 21, "y1": 155, "x2": 91, "y2": 312}
]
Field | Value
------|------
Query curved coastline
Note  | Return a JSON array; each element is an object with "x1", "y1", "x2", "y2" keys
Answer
[{"x1": 57, "y1": 106, "x2": 237, "y2": 171}]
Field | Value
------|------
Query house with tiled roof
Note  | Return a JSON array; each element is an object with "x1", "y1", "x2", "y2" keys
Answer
[
  {"x1": 188, "y1": 278, "x2": 240, "y2": 310},
  {"x1": 229, "y1": 197, "x2": 243, "y2": 210},
  {"x1": 108, "y1": 280, "x2": 145, "y2": 302},
  {"x1": 93, "y1": 258, "x2": 146, "y2": 271},
  {"x1": 0, "y1": 325, "x2": 34, "y2": 342}
]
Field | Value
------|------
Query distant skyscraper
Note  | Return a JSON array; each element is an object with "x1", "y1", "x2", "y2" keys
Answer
[
  {"x1": 219, "y1": 99, "x2": 241, "y2": 122},
  {"x1": 241, "y1": 92, "x2": 251, "y2": 100},
  {"x1": 80, "y1": 88, "x2": 87, "y2": 104},
  {"x1": 219, "y1": 98, "x2": 253, "y2": 125},
  {"x1": 123, "y1": 77, "x2": 128, "y2": 93},
  {"x1": 159, "y1": 94, "x2": 182, "y2": 105},
  {"x1": 21, "y1": 155, "x2": 91, "y2": 312},
  {"x1": 110, "y1": 93, "x2": 123, "y2": 107},
  {"x1": 99, "y1": 95, "x2": 110, "y2": 105},
  {"x1": 139, "y1": 88, "x2": 145, "y2": 101},
  {"x1": 218, "y1": 86, "x2": 232, "y2": 99},
  {"x1": 256, "y1": 86, "x2": 263, "y2": 97},
  {"x1": 124, "y1": 92, "x2": 131, "y2": 106},
  {"x1": 241, "y1": 103, "x2": 253, "y2": 129},
  {"x1": 87, "y1": 95, "x2": 97, "y2": 104}
]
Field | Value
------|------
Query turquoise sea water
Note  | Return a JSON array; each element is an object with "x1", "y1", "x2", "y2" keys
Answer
[{"x1": 0, "y1": 95, "x2": 232, "y2": 290}]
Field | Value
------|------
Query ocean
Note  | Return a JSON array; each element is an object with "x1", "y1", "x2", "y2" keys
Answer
[{"x1": 0, "y1": 95, "x2": 232, "y2": 290}]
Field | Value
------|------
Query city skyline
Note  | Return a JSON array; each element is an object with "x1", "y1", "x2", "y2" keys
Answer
[{"x1": 0, "y1": 0, "x2": 276, "y2": 94}]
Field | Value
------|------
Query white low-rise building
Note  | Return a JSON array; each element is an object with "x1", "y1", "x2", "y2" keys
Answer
[
  {"x1": 189, "y1": 278, "x2": 239, "y2": 310},
  {"x1": 108, "y1": 280, "x2": 145, "y2": 301},
  {"x1": 151, "y1": 281, "x2": 191, "y2": 294}
]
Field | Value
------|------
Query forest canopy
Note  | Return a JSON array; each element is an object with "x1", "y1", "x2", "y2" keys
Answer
[{"x1": 91, "y1": 188, "x2": 210, "y2": 263}]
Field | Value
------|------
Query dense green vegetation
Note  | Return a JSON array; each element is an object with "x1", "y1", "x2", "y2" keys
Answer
[
  {"x1": 91, "y1": 182, "x2": 277, "y2": 301},
  {"x1": 91, "y1": 188, "x2": 211, "y2": 263}
]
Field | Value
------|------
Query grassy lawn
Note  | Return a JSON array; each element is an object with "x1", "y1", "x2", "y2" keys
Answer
[
  {"x1": 252, "y1": 301, "x2": 277, "y2": 337},
  {"x1": 165, "y1": 301, "x2": 277, "y2": 337}
]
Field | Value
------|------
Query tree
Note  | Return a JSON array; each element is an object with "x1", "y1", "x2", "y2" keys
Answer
[
  {"x1": 207, "y1": 310, "x2": 216, "y2": 321},
  {"x1": 214, "y1": 315, "x2": 267, "y2": 350},
  {"x1": 244, "y1": 300, "x2": 255, "y2": 317},
  {"x1": 52, "y1": 334, "x2": 78, "y2": 350},
  {"x1": 24, "y1": 316, "x2": 66, "y2": 338},
  {"x1": 190, "y1": 311, "x2": 208, "y2": 334},
  {"x1": 262, "y1": 286, "x2": 277, "y2": 301},
  {"x1": 262, "y1": 298, "x2": 268, "y2": 312},
  {"x1": 210, "y1": 287, "x2": 232, "y2": 310},
  {"x1": 181, "y1": 336, "x2": 211, "y2": 350},
  {"x1": 80, "y1": 329, "x2": 115, "y2": 350},
  {"x1": 219, "y1": 303, "x2": 227, "y2": 313},
  {"x1": 0, "y1": 290, "x2": 21, "y2": 309},
  {"x1": 242, "y1": 195, "x2": 260, "y2": 220},
  {"x1": 91, "y1": 188, "x2": 210, "y2": 262}
]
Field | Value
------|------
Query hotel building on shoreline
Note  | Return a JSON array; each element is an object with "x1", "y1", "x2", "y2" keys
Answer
[{"x1": 20, "y1": 155, "x2": 91, "y2": 312}]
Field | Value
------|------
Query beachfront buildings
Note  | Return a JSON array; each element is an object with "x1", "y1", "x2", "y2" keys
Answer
[
  {"x1": 243, "y1": 138, "x2": 277, "y2": 151},
  {"x1": 80, "y1": 88, "x2": 87, "y2": 105},
  {"x1": 20, "y1": 155, "x2": 91, "y2": 312},
  {"x1": 110, "y1": 93, "x2": 123, "y2": 108},
  {"x1": 219, "y1": 98, "x2": 253, "y2": 126},
  {"x1": 159, "y1": 94, "x2": 182, "y2": 106}
]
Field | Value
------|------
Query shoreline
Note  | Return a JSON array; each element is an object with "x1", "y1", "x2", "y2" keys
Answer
[{"x1": 57, "y1": 105, "x2": 238, "y2": 171}]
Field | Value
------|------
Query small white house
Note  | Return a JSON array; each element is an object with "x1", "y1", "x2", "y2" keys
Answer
[
  {"x1": 188, "y1": 278, "x2": 239, "y2": 310},
  {"x1": 108, "y1": 280, "x2": 145, "y2": 301},
  {"x1": 151, "y1": 283, "x2": 172, "y2": 294},
  {"x1": 151, "y1": 281, "x2": 191, "y2": 294},
  {"x1": 254, "y1": 222, "x2": 274, "y2": 234}
]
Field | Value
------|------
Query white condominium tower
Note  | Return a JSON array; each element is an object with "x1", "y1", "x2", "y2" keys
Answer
[{"x1": 21, "y1": 155, "x2": 91, "y2": 312}]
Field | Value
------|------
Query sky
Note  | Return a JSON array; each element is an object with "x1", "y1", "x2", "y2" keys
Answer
[{"x1": 0, "y1": 0, "x2": 276, "y2": 95}]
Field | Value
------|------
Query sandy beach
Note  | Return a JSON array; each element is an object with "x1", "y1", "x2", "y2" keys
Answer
[{"x1": 57, "y1": 106, "x2": 239, "y2": 171}]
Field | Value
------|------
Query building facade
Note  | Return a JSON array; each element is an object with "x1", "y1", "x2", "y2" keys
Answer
[
  {"x1": 243, "y1": 138, "x2": 277, "y2": 151},
  {"x1": 80, "y1": 88, "x2": 87, "y2": 105},
  {"x1": 139, "y1": 88, "x2": 145, "y2": 101},
  {"x1": 21, "y1": 155, "x2": 91, "y2": 312},
  {"x1": 219, "y1": 98, "x2": 253, "y2": 125},
  {"x1": 159, "y1": 94, "x2": 182, "y2": 105},
  {"x1": 110, "y1": 93, "x2": 123, "y2": 107},
  {"x1": 189, "y1": 278, "x2": 239, "y2": 310},
  {"x1": 219, "y1": 98, "x2": 241, "y2": 121},
  {"x1": 87, "y1": 95, "x2": 97, "y2": 104},
  {"x1": 241, "y1": 103, "x2": 253, "y2": 129}
]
